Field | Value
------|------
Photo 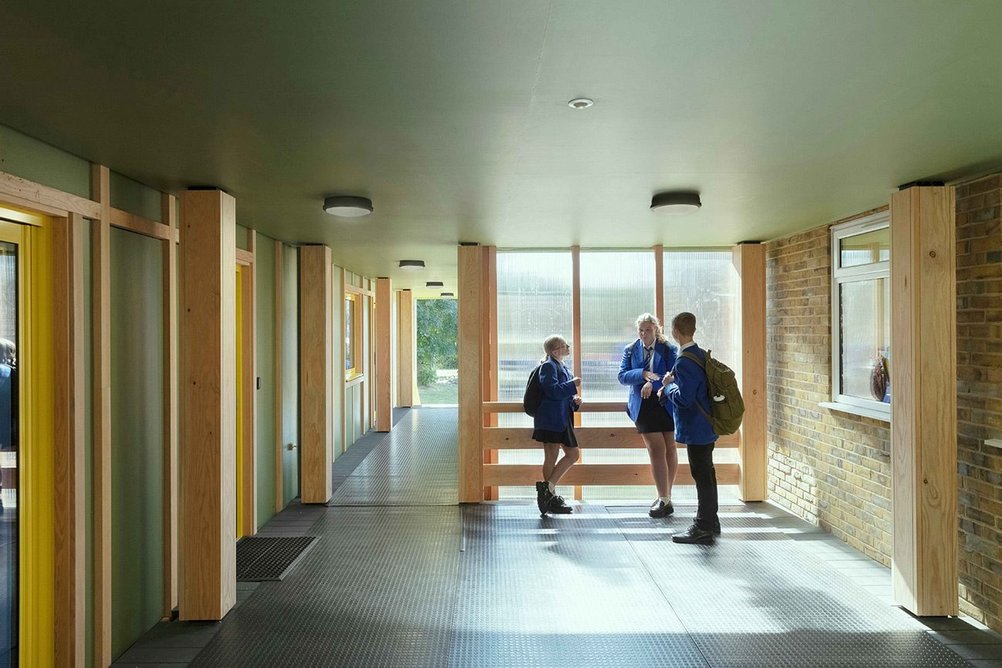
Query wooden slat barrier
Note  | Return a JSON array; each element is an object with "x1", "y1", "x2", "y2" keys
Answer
[
  {"x1": 483, "y1": 464, "x2": 740, "y2": 487},
  {"x1": 483, "y1": 427, "x2": 739, "y2": 450}
]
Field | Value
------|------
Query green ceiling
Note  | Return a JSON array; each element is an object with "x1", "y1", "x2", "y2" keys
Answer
[{"x1": 2, "y1": 1, "x2": 1001, "y2": 294}]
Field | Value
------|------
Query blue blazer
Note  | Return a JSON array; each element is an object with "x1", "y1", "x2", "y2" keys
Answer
[
  {"x1": 664, "y1": 344, "x2": 717, "y2": 445},
  {"x1": 618, "y1": 339, "x2": 677, "y2": 422},
  {"x1": 533, "y1": 357, "x2": 579, "y2": 433}
]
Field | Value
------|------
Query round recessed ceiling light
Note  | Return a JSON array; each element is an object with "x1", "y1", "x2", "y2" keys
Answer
[
  {"x1": 398, "y1": 259, "x2": 425, "y2": 271},
  {"x1": 426, "y1": 281, "x2": 444, "y2": 287},
  {"x1": 567, "y1": 97, "x2": 594, "y2": 110},
  {"x1": 651, "y1": 191, "x2": 701, "y2": 215},
  {"x1": 323, "y1": 195, "x2": 373, "y2": 218},
  {"x1": 440, "y1": 292, "x2": 455, "y2": 298}
]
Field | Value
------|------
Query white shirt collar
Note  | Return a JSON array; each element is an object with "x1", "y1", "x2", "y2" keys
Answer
[{"x1": 680, "y1": 341, "x2": 697, "y2": 351}]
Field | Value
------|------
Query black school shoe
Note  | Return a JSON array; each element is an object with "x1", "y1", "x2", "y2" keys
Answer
[
  {"x1": 535, "y1": 481, "x2": 553, "y2": 514},
  {"x1": 713, "y1": 519, "x2": 721, "y2": 535},
  {"x1": 648, "y1": 499, "x2": 674, "y2": 518},
  {"x1": 547, "y1": 495, "x2": 573, "y2": 514},
  {"x1": 672, "y1": 524, "x2": 715, "y2": 544}
]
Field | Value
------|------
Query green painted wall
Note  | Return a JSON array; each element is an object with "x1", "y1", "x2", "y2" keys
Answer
[
  {"x1": 0, "y1": 123, "x2": 90, "y2": 197},
  {"x1": 235, "y1": 224, "x2": 249, "y2": 251},
  {"x1": 255, "y1": 234, "x2": 276, "y2": 525},
  {"x1": 109, "y1": 228, "x2": 164, "y2": 659},
  {"x1": 281, "y1": 245, "x2": 299, "y2": 504},
  {"x1": 109, "y1": 171, "x2": 161, "y2": 223}
]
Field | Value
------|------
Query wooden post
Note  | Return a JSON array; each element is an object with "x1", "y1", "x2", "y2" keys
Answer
[
  {"x1": 458, "y1": 245, "x2": 484, "y2": 503},
  {"x1": 90, "y1": 164, "x2": 112, "y2": 666},
  {"x1": 161, "y1": 193, "x2": 179, "y2": 616},
  {"x1": 274, "y1": 240, "x2": 284, "y2": 512},
  {"x1": 299, "y1": 245, "x2": 333, "y2": 503},
  {"x1": 375, "y1": 278, "x2": 392, "y2": 431},
  {"x1": 571, "y1": 246, "x2": 583, "y2": 500},
  {"x1": 179, "y1": 188, "x2": 236, "y2": 621},
  {"x1": 397, "y1": 289, "x2": 414, "y2": 407},
  {"x1": 238, "y1": 232, "x2": 257, "y2": 534},
  {"x1": 53, "y1": 212, "x2": 86, "y2": 667},
  {"x1": 733, "y1": 243, "x2": 767, "y2": 502},
  {"x1": 890, "y1": 185, "x2": 958, "y2": 617}
]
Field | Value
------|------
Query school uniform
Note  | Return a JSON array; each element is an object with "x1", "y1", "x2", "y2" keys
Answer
[
  {"x1": 618, "y1": 339, "x2": 677, "y2": 433},
  {"x1": 531, "y1": 356, "x2": 579, "y2": 448}
]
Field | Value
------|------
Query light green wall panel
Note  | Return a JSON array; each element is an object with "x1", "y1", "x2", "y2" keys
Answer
[
  {"x1": 331, "y1": 265, "x2": 343, "y2": 458},
  {"x1": 255, "y1": 233, "x2": 277, "y2": 525},
  {"x1": 109, "y1": 171, "x2": 161, "y2": 223},
  {"x1": 235, "y1": 224, "x2": 249, "y2": 251},
  {"x1": 109, "y1": 228, "x2": 164, "y2": 659},
  {"x1": 281, "y1": 245, "x2": 299, "y2": 504},
  {"x1": 0, "y1": 123, "x2": 90, "y2": 197}
]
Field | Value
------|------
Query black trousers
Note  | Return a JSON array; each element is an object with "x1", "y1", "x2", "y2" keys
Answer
[{"x1": 687, "y1": 443, "x2": 718, "y2": 530}]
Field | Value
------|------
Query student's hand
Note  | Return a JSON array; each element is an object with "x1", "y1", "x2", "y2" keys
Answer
[
  {"x1": 641, "y1": 381, "x2": 653, "y2": 399},
  {"x1": 572, "y1": 376, "x2": 582, "y2": 387},
  {"x1": 662, "y1": 372, "x2": 674, "y2": 384},
  {"x1": 657, "y1": 386, "x2": 665, "y2": 399},
  {"x1": 572, "y1": 395, "x2": 582, "y2": 406},
  {"x1": 643, "y1": 371, "x2": 660, "y2": 382}
]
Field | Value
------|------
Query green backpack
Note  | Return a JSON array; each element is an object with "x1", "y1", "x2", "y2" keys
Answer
[{"x1": 679, "y1": 350, "x2": 744, "y2": 436}]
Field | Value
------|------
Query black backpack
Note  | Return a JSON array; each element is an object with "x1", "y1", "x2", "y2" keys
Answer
[{"x1": 522, "y1": 364, "x2": 544, "y2": 417}]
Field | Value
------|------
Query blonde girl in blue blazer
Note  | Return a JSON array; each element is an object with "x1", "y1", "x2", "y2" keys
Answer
[
  {"x1": 617, "y1": 313, "x2": 678, "y2": 518},
  {"x1": 532, "y1": 334, "x2": 582, "y2": 515}
]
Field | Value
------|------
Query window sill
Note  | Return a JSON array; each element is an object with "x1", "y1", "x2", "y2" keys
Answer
[
  {"x1": 986, "y1": 439, "x2": 1002, "y2": 450},
  {"x1": 345, "y1": 375, "x2": 365, "y2": 388},
  {"x1": 819, "y1": 401, "x2": 890, "y2": 423}
]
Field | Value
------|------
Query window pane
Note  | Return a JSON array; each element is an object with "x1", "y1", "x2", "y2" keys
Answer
[
  {"x1": 664, "y1": 251, "x2": 740, "y2": 369},
  {"x1": 580, "y1": 251, "x2": 655, "y2": 426},
  {"x1": 497, "y1": 252, "x2": 573, "y2": 428},
  {"x1": 839, "y1": 277, "x2": 891, "y2": 402},
  {"x1": 840, "y1": 228, "x2": 889, "y2": 268}
]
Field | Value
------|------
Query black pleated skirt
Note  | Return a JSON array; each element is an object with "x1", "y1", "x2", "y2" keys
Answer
[{"x1": 635, "y1": 394, "x2": 674, "y2": 433}]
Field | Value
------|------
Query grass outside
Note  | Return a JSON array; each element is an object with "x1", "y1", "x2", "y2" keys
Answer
[{"x1": 417, "y1": 381, "x2": 458, "y2": 405}]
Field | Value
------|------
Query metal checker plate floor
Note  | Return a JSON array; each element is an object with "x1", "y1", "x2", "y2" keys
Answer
[{"x1": 235, "y1": 536, "x2": 317, "y2": 581}]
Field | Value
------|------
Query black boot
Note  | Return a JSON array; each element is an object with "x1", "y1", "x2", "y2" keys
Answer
[
  {"x1": 535, "y1": 481, "x2": 552, "y2": 515},
  {"x1": 547, "y1": 494, "x2": 573, "y2": 514}
]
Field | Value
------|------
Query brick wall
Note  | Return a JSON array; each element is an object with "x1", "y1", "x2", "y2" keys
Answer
[
  {"x1": 765, "y1": 216, "x2": 894, "y2": 566},
  {"x1": 955, "y1": 174, "x2": 1002, "y2": 630}
]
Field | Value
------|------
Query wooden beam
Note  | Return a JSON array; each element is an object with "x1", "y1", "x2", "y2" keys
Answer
[
  {"x1": 344, "y1": 283, "x2": 374, "y2": 297},
  {"x1": 53, "y1": 213, "x2": 86, "y2": 667},
  {"x1": 109, "y1": 207, "x2": 173, "y2": 241},
  {"x1": 235, "y1": 247, "x2": 255, "y2": 266},
  {"x1": 483, "y1": 400, "x2": 627, "y2": 414},
  {"x1": 0, "y1": 169, "x2": 102, "y2": 219},
  {"x1": 240, "y1": 231, "x2": 256, "y2": 534},
  {"x1": 654, "y1": 244, "x2": 664, "y2": 325},
  {"x1": 179, "y1": 189, "x2": 237, "y2": 621},
  {"x1": 161, "y1": 193, "x2": 179, "y2": 617},
  {"x1": 483, "y1": 427, "x2": 740, "y2": 450},
  {"x1": 274, "y1": 240, "x2": 284, "y2": 512},
  {"x1": 734, "y1": 243, "x2": 767, "y2": 501},
  {"x1": 890, "y1": 185, "x2": 958, "y2": 617},
  {"x1": 484, "y1": 463, "x2": 741, "y2": 487},
  {"x1": 396, "y1": 289, "x2": 414, "y2": 407},
  {"x1": 481, "y1": 247, "x2": 499, "y2": 499},
  {"x1": 375, "y1": 278, "x2": 392, "y2": 431},
  {"x1": 90, "y1": 164, "x2": 112, "y2": 667},
  {"x1": 458, "y1": 246, "x2": 484, "y2": 502},
  {"x1": 299, "y1": 245, "x2": 333, "y2": 503}
]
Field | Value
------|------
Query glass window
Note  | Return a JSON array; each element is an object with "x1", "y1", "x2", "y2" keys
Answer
[
  {"x1": 664, "y1": 251, "x2": 740, "y2": 369},
  {"x1": 345, "y1": 293, "x2": 361, "y2": 380},
  {"x1": 831, "y1": 213, "x2": 891, "y2": 416},
  {"x1": 496, "y1": 252, "x2": 573, "y2": 428},
  {"x1": 580, "y1": 251, "x2": 655, "y2": 427}
]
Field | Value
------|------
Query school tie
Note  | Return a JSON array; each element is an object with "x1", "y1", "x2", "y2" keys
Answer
[{"x1": 643, "y1": 346, "x2": 653, "y2": 369}]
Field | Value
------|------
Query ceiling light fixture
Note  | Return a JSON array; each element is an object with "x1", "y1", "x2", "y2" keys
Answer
[
  {"x1": 426, "y1": 281, "x2": 444, "y2": 287},
  {"x1": 441, "y1": 292, "x2": 455, "y2": 298},
  {"x1": 323, "y1": 195, "x2": 373, "y2": 217},
  {"x1": 651, "y1": 191, "x2": 702, "y2": 215},
  {"x1": 567, "y1": 97, "x2": 594, "y2": 110},
  {"x1": 398, "y1": 260, "x2": 425, "y2": 271}
]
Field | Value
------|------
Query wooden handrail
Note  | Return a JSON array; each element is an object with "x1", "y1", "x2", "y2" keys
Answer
[
  {"x1": 482, "y1": 427, "x2": 740, "y2": 449},
  {"x1": 483, "y1": 463, "x2": 741, "y2": 487},
  {"x1": 483, "y1": 400, "x2": 625, "y2": 414}
]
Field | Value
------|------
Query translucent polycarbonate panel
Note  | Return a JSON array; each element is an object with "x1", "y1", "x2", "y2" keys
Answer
[
  {"x1": 840, "y1": 227, "x2": 889, "y2": 268},
  {"x1": 0, "y1": 241, "x2": 17, "y2": 664},
  {"x1": 580, "y1": 251, "x2": 656, "y2": 427},
  {"x1": 664, "y1": 251, "x2": 740, "y2": 370},
  {"x1": 839, "y1": 277, "x2": 891, "y2": 402},
  {"x1": 496, "y1": 252, "x2": 573, "y2": 428}
]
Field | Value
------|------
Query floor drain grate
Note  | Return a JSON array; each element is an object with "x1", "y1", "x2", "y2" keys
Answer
[{"x1": 236, "y1": 536, "x2": 317, "y2": 581}]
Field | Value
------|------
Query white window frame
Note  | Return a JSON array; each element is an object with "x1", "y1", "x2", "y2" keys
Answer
[{"x1": 823, "y1": 211, "x2": 891, "y2": 422}]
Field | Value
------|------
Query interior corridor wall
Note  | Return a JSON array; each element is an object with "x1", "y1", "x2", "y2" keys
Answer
[
  {"x1": 281, "y1": 245, "x2": 299, "y2": 504},
  {"x1": 331, "y1": 265, "x2": 343, "y2": 457},
  {"x1": 255, "y1": 233, "x2": 277, "y2": 525},
  {"x1": 109, "y1": 227, "x2": 164, "y2": 659}
]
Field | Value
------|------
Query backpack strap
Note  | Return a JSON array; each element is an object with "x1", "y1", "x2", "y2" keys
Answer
[{"x1": 676, "y1": 351, "x2": 712, "y2": 421}]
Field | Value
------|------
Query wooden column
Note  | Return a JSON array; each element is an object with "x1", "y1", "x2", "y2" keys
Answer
[
  {"x1": 733, "y1": 243, "x2": 767, "y2": 501},
  {"x1": 299, "y1": 245, "x2": 333, "y2": 503},
  {"x1": 890, "y1": 185, "x2": 958, "y2": 617},
  {"x1": 458, "y1": 245, "x2": 484, "y2": 503},
  {"x1": 179, "y1": 188, "x2": 236, "y2": 621},
  {"x1": 53, "y1": 212, "x2": 86, "y2": 667},
  {"x1": 90, "y1": 165, "x2": 112, "y2": 666},
  {"x1": 481, "y1": 247, "x2": 499, "y2": 500},
  {"x1": 375, "y1": 278, "x2": 392, "y2": 432},
  {"x1": 396, "y1": 289, "x2": 414, "y2": 407},
  {"x1": 161, "y1": 193, "x2": 179, "y2": 616}
]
